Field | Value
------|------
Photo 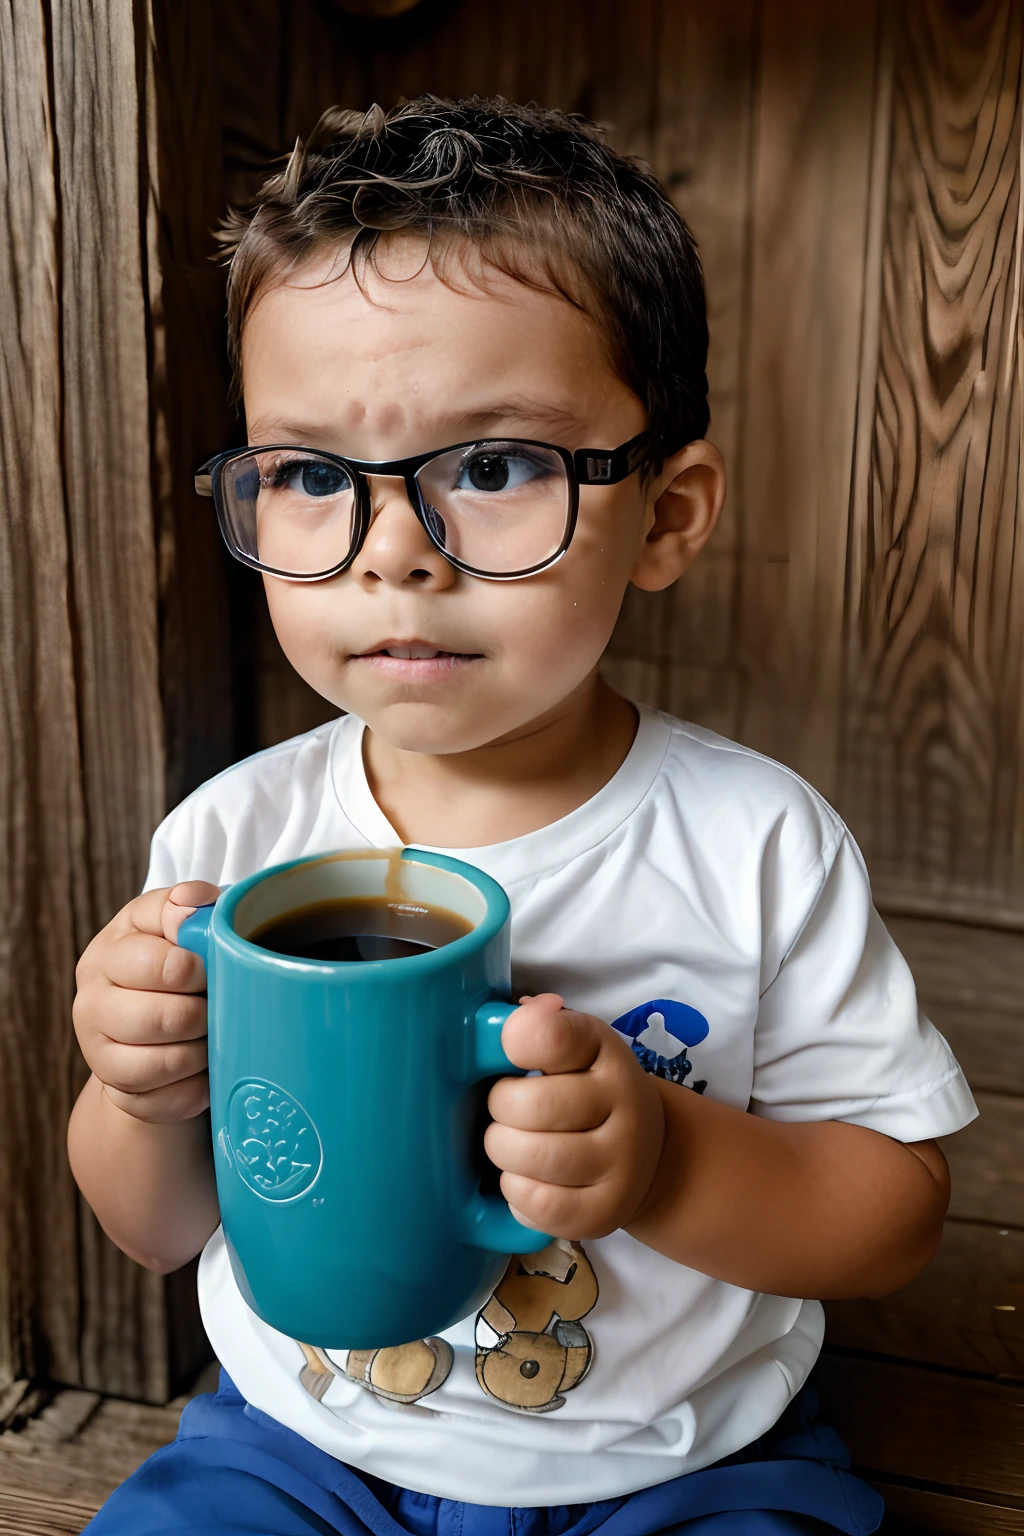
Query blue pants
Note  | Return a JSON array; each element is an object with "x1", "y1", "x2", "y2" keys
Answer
[{"x1": 84, "y1": 1372, "x2": 882, "y2": 1536}]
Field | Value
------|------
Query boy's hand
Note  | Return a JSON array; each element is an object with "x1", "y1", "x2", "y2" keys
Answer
[
  {"x1": 485, "y1": 994, "x2": 665, "y2": 1239},
  {"x1": 72, "y1": 881, "x2": 219, "y2": 1124}
]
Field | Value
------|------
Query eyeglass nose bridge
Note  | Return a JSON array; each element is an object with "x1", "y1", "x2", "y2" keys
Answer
[{"x1": 344, "y1": 466, "x2": 450, "y2": 570}]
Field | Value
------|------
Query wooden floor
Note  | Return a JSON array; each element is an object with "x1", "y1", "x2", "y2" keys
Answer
[{"x1": 0, "y1": 1364, "x2": 220, "y2": 1534}]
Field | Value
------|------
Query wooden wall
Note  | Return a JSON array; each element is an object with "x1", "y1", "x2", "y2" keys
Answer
[
  {"x1": 0, "y1": 0, "x2": 229, "y2": 1402},
  {"x1": 1, "y1": 0, "x2": 1022, "y2": 1526}
]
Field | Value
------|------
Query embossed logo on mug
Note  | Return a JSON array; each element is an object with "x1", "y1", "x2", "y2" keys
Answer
[{"x1": 221, "y1": 1079, "x2": 323, "y2": 1202}]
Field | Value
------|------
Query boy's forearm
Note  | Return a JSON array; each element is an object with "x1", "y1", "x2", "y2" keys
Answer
[
  {"x1": 68, "y1": 1074, "x2": 220, "y2": 1273},
  {"x1": 626, "y1": 1079, "x2": 949, "y2": 1299}
]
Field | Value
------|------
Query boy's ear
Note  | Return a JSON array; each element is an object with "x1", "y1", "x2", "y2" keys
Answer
[{"x1": 629, "y1": 441, "x2": 727, "y2": 593}]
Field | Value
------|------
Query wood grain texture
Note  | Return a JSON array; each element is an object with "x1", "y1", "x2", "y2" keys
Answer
[
  {"x1": 874, "y1": 1482, "x2": 1024, "y2": 1536},
  {"x1": 0, "y1": 0, "x2": 84, "y2": 1394},
  {"x1": 818, "y1": 1351, "x2": 1024, "y2": 1501},
  {"x1": 842, "y1": 0, "x2": 1024, "y2": 925},
  {"x1": 600, "y1": 0, "x2": 757, "y2": 737},
  {"x1": 0, "y1": 1362, "x2": 218, "y2": 1517},
  {"x1": 826, "y1": 1219, "x2": 1024, "y2": 1377},
  {"x1": 52, "y1": 0, "x2": 164, "y2": 927},
  {"x1": 944, "y1": 1090, "x2": 1024, "y2": 1227},
  {"x1": 883, "y1": 913, "x2": 1024, "y2": 1091},
  {"x1": 886, "y1": 914, "x2": 1024, "y2": 1016},
  {"x1": 2, "y1": 0, "x2": 211, "y2": 1403},
  {"x1": 735, "y1": 0, "x2": 884, "y2": 802},
  {"x1": 0, "y1": 1489, "x2": 95, "y2": 1536},
  {"x1": 148, "y1": 0, "x2": 238, "y2": 807},
  {"x1": 49, "y1": 0, "x2": 177, "y2": 1403}
]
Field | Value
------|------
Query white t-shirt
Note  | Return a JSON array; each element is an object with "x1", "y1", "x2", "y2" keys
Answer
[{"x1": 145, "y1": 706, "x2": 976, "y2": 1506}]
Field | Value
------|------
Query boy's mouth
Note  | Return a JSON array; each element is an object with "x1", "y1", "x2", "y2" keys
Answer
[{"x1": 353, "y1": 640, "x2": 483, "y2": 677}]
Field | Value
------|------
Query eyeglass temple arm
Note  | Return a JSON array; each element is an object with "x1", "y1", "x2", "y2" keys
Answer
[
  {"x1": 573, "y1": 432, "x2": 649, "y2": 486},
  {"x1": 194, "y1": 461, "x2": 215, "y2": 497}
]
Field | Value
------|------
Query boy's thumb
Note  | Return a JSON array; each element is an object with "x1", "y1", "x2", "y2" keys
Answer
[{"x1": 163, "y1": 880, "x2": 221, "y2": 943}]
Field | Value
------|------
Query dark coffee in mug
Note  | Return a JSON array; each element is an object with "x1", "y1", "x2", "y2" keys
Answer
[{"x1": 251, "y1": 896, "x2": 474, "y2": 963}]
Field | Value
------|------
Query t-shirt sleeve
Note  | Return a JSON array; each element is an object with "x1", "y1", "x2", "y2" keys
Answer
[
  {"x1": 141, "y1": 793, "x2": 229, "y2": 893},
  {"x1": 143, "y1": 818, "x2": 183, "y2": 892},
  {"x1": 750, "y1": 829, "x2": 977, "y2": 1140}
]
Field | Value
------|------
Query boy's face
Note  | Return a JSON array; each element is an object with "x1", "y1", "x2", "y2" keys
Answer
[{"x1": 242, "y1": 241, "x2": 714, "y2": 757}]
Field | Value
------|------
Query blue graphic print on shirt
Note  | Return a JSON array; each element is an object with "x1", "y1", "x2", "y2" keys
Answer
[{"x1": 611, "y1": 999, "x2": 710, "y2": 1093}]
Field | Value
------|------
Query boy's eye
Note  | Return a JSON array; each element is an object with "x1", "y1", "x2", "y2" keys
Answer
[
  {"x1": 267, "y1": 458, "x2": 351, "y2": 499},
  {"x1": 455, "y1": 450, "x2": 547, "y2": 494}
]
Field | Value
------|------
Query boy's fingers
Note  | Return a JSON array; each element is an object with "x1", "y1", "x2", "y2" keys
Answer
[
  {"x1": 95, "y1": 985, "x2": 207, "y2": 1047},
  {"x1": 488, "y1": 1071, "x2": 609, "y2": 1132},
  {"x1": 92, "y1": 1038, "x2": 209, "y2": 1098},
  {"x1": 98, "y1": 930, "x2": 208, "y2": 995},
  {"x1": 501, "y1": 996, "x2": 602, "y2": 1074},
  {"x1": 484, "y1": 1122, "x2": 612, "y2": 1188},
  {"x1": 498, "y1": 1173, "x2": 610, "y2": 1241},
  {"x1": 103, "y1": 1073, "x2": 210, "y2": 1125}
]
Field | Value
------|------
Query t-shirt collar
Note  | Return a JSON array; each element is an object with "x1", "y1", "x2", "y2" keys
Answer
[{"x1": 330, "y1": 703, "x2": 673, "y2": 889}]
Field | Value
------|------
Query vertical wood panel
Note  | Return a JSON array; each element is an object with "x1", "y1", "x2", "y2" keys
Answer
[
  {"x1": 52, "y1": 0, "x2": 164, "y2": 927},
  {"x1": 2, "y1": 0, "x2": 213, "y2": 1403},
  {"x1": 0, "y1": 0, "x2": 83, "y2": 1394},
  {"x1": 735, "y1": 0, "x2": 883, "y2": 802},
  {"x1": 842, "y1": 0, "x2": 1024, "y2": 925},
  {"x1": 50, "y1": 0, "x2": 170, "y2": 1401},
  {"x1": 148, "y1": 0, "x2": 237, "y2": 808},
  {"x1": 602, "y1": 0, "x2": 757, "y2": 740}
]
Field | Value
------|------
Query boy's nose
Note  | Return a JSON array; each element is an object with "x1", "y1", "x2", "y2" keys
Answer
[{"x1": 350, "y1": 476, "x2": 456, "y2": 591}]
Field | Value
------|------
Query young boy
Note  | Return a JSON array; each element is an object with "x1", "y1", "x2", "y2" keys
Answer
[{"x1": 70, "y1": 97, "x2": 976, "y2": 1535}]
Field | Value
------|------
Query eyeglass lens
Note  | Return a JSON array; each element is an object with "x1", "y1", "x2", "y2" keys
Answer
[
  {"x1": 219, "y1": 450, "x2": 359, "y2": 577},
  {"x1": 217, "y1": 442, "x2": 572, "y2": 578},
  {"x1": 414, "y1": 443, "x2": 569, "y2": 574}
]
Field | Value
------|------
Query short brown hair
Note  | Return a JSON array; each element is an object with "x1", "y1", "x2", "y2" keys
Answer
[{"x1": 219, "y1": 96, "x2": 709, "y2": 469}]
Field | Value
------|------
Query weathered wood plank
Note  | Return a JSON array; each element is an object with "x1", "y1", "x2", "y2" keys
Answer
[
  {"x1": 0, "y1": 1488, "x2": 95, "y2": 1536},
  {"x1": 50, "y1": 0, "x2": 174, "y2": 1403},
  {"x1": 0, "y1": 1364, "x2": 218, "y2": 1514},
  {"x1": 735, "y1": 0, "x2": 884, "y2": 803},
  {"x1": 52, "y1": 0, "x2": 165, "y2": 927},
  {"x1": 882, "y1": 913, "x2": 1024, "y2": 1092},
  {"x1": 0, "y1": 0, "x2": 84, "y2": 1397},
  {"x1": 885, "y1": 914, "x2": 1024, "y2": 1017},
  {"x1": 927, "y1": 1008, "x2": 1024, "y2": 1097},
  {"x1": 826, "y1": 1219, "x2": 1024, "y2": 1377},
  {"x1": 818, "y1": 1352, "x2": 1024, "y2": 1500},
  {"x1": 841, "y1": 0, "x2": 1024, "y2": 925},
  {"x1": 602, "y1": 0, "x2": 757, "y2": 739},
  {"x1": 1, "y1": 0, "x2": 212, "y2": 1404},
  {"x1": 875, "y1": 1482, "x2": 1024, "y2": 1536},
  {"x1": 148, "y1": 0, "x2": 238, "y2": 807},
  {"x1": 944, "y1": 1091, "x2": 1024, "y2": 1228}
]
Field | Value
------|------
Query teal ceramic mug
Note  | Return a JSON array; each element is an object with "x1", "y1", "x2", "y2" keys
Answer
[{"x1": 177, "y1": 847, "x2": 546, "y2": 1349}]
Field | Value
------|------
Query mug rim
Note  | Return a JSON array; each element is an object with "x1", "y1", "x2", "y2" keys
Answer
[{"x1": 213, "y1": 847, "x2": 510, "y2": 973}]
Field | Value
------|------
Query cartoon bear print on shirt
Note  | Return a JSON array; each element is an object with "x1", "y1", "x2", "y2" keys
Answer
[
  {"x1": 474, "y1": 1237, "x2": 598, "y2": 1412},
  {"x1": 296, "y1": 998, "x2": 710, "y2": 1412},
  {"x1": 298, "y1": 1335, "x2": 454, "y2": 1405}
]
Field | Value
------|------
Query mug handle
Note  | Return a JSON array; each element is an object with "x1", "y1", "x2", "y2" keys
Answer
[
  {"x1": 462, "y1": 1001, "x2": 550, "y2": 1255},
  {"x1": 177, "y1": 902, "x2": 217, "y2": 969}
]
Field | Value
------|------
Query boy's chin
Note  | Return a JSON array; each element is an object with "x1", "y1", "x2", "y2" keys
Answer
[{"x1": 360, "y1": 699, "x2": 512, "y2": 757}]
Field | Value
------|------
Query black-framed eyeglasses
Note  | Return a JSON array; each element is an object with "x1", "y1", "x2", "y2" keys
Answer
[{"x1": 194, "y1": 432, "x2": 649, "y2": 582}]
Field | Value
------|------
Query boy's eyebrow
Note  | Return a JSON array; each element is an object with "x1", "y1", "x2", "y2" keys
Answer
[
  {"x1": 248, "y1": 399, "x2": 588, "y2": 450},
  {"x1": 448, "y1": 397, "x2": 588, "y2": 435}
]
